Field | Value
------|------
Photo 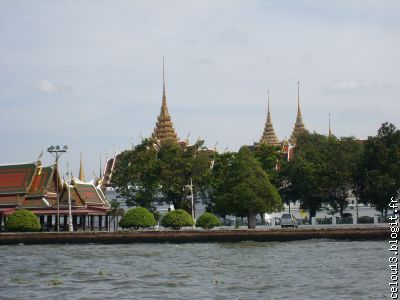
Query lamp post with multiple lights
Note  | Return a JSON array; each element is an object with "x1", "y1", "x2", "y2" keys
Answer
[{"x1": 47, "y1": 145, "x2": 68, "y2": 231}]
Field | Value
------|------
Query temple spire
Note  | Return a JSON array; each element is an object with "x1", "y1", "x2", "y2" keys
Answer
[
  {"x1": 297, "y1": 81, "x2": 301, "y2": 116},
  {"x1": 152, "y1": 57, "x2": 179, "y2": 143},
  {"x1": 78, "y1": 153, "x2": 85, "y2": 181},
  {"x1": 328, "y1": 112, "x2": 332, "y2": 137},
  {"x1": 260, "y1": 90, "x2": 279, "y2": 146},
  {"x1": 163, "y1": 56, "x2": 166, "y2": 98},
  {"x1": 290, "y1": 81, "x2": 307, "y2": 144}
]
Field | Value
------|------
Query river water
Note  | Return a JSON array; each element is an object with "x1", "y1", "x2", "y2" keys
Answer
[{"x1": 0, "y1": 240, "x2": 386, "y2": 300}]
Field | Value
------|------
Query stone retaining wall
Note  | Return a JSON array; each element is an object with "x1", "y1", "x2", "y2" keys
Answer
[{"x1": 0, "y1": 227, "x2": 388, "y2": 245}]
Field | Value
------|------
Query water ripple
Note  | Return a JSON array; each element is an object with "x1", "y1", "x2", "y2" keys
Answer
[{"x1": 0, "y1": 240, "x2": 386, "y2": 299}]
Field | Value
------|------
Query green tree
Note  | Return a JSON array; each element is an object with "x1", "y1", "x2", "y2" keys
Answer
[
  {"x1": 253, "y1": 143, "x2": 282, "y2": 185},
  {"x1": 215, "y1": 146, "x2": 283, "y2": 229},
  {"x1": 206, "y1": 151, "x2": 236, "y2": 214},
  {"x1": 280, "y1": 132, "x2": 331, "y2": 222},
  {"x1": 360, "y1": 123, "x2": 400, "y2": 217},
  {"x1": 5, "y1": 209, "x2": 41, "y2": 232},
  {"x1": 326, "y1": 137, "x2": 363, "y2": 217},
  {"x1": 111, "y1": 139, "x2": 159, "y2": 209},
  {"x1": 119, "y1": 207, "x2": 156, "y2": 230},
  {"x1": 158, "y1": 140, "x2": 212, "y2": 212}
]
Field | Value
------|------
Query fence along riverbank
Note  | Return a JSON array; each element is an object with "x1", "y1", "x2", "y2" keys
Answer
[{"x1": 0, "y1": 227, "x2": 388, "y2": 245}]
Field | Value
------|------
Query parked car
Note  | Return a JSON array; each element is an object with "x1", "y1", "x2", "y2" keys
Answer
[{"x1": 281, "y1": 214, "x2": 298, "y2": 228}]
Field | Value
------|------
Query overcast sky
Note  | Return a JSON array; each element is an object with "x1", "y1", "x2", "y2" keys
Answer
[{"x1": 0, "y1": 0, "x2": 399, "y2": 179}]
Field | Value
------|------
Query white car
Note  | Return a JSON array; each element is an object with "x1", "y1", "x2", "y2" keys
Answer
[{"x1": 281, "y1": 214, "x2": 298, "y2": 228}]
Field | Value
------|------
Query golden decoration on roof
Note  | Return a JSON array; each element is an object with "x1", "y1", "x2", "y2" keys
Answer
[
  {"x1": 290, "y1": 81, "x2": 307, "y2": 144},
  {"x1": 260, "y1": 90, "x2": 280, "y2": 146},
  {"x1": 152, "y1": 57, "x2": 179, "y2": 144}
]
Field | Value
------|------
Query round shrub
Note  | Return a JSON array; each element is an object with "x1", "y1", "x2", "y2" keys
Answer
[
  {"x1": 161, "y1": 209, "x2": 194, "y2": 230},
  {"x1": 5, "y1": 209, "x2": 41, "y2": 232},
  {"x1": 196, "y1": 212, "x2": 221, "y2": 229},
  {"x1": 119, "y1": 207, "x2": 156, "y2": 230}
]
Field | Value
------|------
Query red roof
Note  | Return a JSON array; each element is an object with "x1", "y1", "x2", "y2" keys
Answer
[
  {"x1": 0, "y1": 163, "x2": 37, "y2": 195},
  {"x1": 27, "y1": 166, "x2": 54, "y2": 197}
]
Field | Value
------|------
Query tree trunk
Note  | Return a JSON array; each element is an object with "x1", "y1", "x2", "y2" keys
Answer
[
  {"x1": 260, "y1": 213, "x2": 265, "y2": 225},
  {"x1": 248, "y1": 212, "x2": 256, "y2": 229},
  {"x1": 309, "y1": 208, "x2": 316, "y2": 224}
]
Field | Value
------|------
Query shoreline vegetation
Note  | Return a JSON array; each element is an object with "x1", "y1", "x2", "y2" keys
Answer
[{"x1": 0, "y1": 227, "x2": 388, "y2": 245}]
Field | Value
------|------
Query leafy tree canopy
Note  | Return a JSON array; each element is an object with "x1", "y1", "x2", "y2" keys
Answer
[
  {"x1": 360, "y1": 122, "x2": 400, "y2": 216},
  {"x1": 215, "y1": 146, "x2": 283, "y2": 228}
]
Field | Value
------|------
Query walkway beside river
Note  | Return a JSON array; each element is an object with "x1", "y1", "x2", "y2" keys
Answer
[{"x1": 0, "y1": 227, "x2": 388, "y2": 245}]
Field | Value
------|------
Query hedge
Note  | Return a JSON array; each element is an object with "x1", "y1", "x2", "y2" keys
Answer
[
  {"x1": 5, "y1": 209, "x2": 41, "y2": 232},
  {"x1": 195, "y1": 212, "x2": 221, "y2": 229},
  {"x1": 161, "y1": 209, "x2": 194, "y2": 230},
  {"x1": 119, "y1": 207, "x2": 156, "y2": 230}
]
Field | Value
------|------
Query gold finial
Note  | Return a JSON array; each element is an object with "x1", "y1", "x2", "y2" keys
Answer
[
  {"x1": 79, "y1": 153, "x2": 85, "y2": 181},
  {"x1": 162, "y1": 56, "x2": 166, "y2": 97},
  {"x1": 290, "y1": 81, "x2": 307, "y2": 144},
  {"x1": 297, "y1": 81, "x2": 301, "y2": 115},
  {"x1": 152, "y1": 57, "x2": 178, "y2": 143},
  {"x1": 260, "y1": 89, "x2": 279, "y2": 146}
]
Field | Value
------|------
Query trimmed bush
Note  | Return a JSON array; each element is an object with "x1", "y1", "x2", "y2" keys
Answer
[
  {"x1": 5, "y1": 209, "x2": 41, "y2": 232},
  {"x1": 358, "y1": 216, "x2": 374, "y2": 224},
  {"x1": 119, "y1": 207, "x2": 156, "y2": 230},
  {"x1": 196, "y1": 212, "x2": 221, "y2": 229},
  {"x1": 161, "y1": 209, "x2": 194, "y2": 230}
]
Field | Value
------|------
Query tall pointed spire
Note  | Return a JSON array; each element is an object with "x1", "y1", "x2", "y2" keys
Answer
[
  {"x1": 290, "y1": 81, "x2": 307, "y2": 144},
  {"x1": 78, "y1": 153, "x2": 85, "y2": 181},
  {"x1": 152, "y1": 57, "x2": 179, "y2": 143},
  {"x1": 162, "y1": 56, "x2": 166, "y2": 98},
  {"x1": 260, "y1": 90, "x2": 280, "y2": 146},
  {"x1": 328, "y1": 112, "x2": 332, "y2": 137}
]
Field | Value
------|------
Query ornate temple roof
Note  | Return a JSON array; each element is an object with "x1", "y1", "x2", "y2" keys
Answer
[
  {"x1": 260, "y1": 90, "x2": 280, "y2": 146},
  {"x1": 290, "y1": 81, "x2": 308, "y2": 144},
  {"x1": 152, "y1": 57, "x2": 179, "y2": 144},
  {"x1": 0, "y1": 162, "x2": 37, "y2": 196},
  {"x1": 0, "y1": 157, "x2": 110, "y2": 216},
  {"x1": 60, "y1": 179, "x2": 109, "y2": 208},
  {"x1": 0, "y1": 161, "x2": 58, "y2": 208}
]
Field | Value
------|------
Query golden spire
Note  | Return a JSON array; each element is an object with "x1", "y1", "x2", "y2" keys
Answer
[
  {"x1": 260, "y1": 90, "x2": 280, "y2": 146},
  {"x1": 290, "y1": 81, "x2": 307, "y2": 144},
  {"x1": 79, "y1": 153, "x2": 85, "y2": 181},
  {"x1": 328, "y1": 112, "x2": 332, "y2": 137},
  {"x1": 152, "y1": 57, "x2": 178, "y2": 143}
]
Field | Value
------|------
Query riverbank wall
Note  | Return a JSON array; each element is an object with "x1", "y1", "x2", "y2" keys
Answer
[{"x1": 0, "y1": 227, "x2": 388, "y2": 245}]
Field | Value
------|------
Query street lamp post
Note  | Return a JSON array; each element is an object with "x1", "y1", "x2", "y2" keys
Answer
[
  {"x1": 47, "y1": 145, "x2": 68, "y2": 232},
  {"x1": 185, "y1": 178, "x2": 195, "y2": 223},
  {"x1": 65, "y1": 172, "x2": 73, "y2": 232}
]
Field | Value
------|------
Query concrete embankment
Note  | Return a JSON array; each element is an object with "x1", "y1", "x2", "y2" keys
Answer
[{"x1": 0, "y1": 227, "x2": 388, "y2": 245}]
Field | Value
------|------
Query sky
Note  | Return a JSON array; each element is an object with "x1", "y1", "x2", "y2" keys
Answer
[{"x1": 0, "y1": 0, "x2": 399, "y2": 180}]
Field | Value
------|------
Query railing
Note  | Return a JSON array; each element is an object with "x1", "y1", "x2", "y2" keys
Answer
[
  {"x1": 336, "y1": 217, "x2": 353, "y2": 224},
  {"x1": 315, "y1": 217, "x2": 333, "y2": 225}
]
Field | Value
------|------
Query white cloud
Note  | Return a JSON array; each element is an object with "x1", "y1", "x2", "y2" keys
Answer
[
  {"x1": 35, "y1": 80, "x2": 57, "y2": 94},
  {"x1": 327, "y1": 80, "x2": 384, "y2": 92}
]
